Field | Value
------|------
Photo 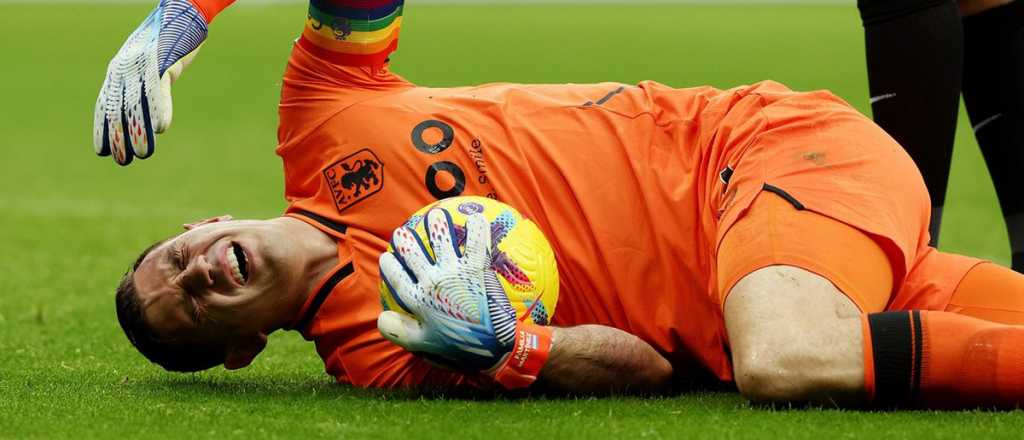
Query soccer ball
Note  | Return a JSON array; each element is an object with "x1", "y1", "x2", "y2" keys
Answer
[{"x1": 379, "y1": 196, "x2": 559, "y2": 326}]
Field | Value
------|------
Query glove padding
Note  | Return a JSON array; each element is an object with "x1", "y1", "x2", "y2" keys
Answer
[
  {"x1": 378, "y1": 208, "x2": 554, "y2": 389},
  {"x1": 379, "y1": 209, "x2": 519, "y2": 370},
  {"x1": 93, "y1": 0, "x2": 208, "y2": 166}
]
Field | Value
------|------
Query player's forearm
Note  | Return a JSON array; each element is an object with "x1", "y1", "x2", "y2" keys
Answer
[
  {"x1": 300, "y1": 0, "x2": 404, "y2": 67},
  {"x1": 537, "y1": 325, "x2": 673, "y2": 394}
]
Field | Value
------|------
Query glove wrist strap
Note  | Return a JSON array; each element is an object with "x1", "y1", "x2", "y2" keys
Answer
[{"x1": 490, "y1": 324, "x2": 553, "y2": 389}]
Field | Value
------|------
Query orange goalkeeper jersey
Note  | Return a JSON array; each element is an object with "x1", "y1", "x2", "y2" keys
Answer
[
  {"x1": 279, "y1": 41, "x2": 784, "y2": 387},
  {"x1": 277, "y1": 3, "x2": 918, "y2": 388}
]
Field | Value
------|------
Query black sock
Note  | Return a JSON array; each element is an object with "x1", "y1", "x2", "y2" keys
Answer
[
  {"x1": 858, "y1": 0, "x2": 963, "y2": 247},
  {"x1": 866, "y1": 311, "x2": 923, "y2": 408},
  {"x1": 962, "y1": 1, "x2": 1024, "y2": 272}
]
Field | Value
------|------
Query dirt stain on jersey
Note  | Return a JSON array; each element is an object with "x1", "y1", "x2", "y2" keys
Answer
[{"x1": 802, "y1": 151, "x2": 827, "y2": 166}]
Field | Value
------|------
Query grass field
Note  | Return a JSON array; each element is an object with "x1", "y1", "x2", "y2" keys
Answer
[{"x1": 2, "y1": 2, "x2": 1024, "y2": 438}]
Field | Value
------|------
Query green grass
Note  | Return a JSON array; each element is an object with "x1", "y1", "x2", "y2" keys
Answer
[{"x1": 1, "y1": 2, "x2": 1021, "y2": 438}]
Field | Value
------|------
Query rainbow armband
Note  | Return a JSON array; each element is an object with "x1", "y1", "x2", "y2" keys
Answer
[{"x1": 299, "y1": 0, "x2": 404, "y2": 67}]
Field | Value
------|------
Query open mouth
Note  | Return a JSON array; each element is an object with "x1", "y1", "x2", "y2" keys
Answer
[{"x1": 226, "y1": 242, "x2": 250, "y2": 285}]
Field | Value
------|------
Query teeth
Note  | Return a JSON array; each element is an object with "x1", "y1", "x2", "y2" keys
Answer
[{"x1": 226, "y1": 245, "x2": 245, "y2": 285}]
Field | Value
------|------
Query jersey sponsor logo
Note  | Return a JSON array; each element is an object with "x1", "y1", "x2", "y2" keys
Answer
[
  {"x1": 323, "y1": 149, "x2": 384, "y2": 213},
  {"x1": 411, "y1": 119, "x2": 455, "y2": 154},
  {"x1": 407, "y1": 118, "x2": 498, "y2": 200},
  {"x1": 425, "y1": 161, "x2": 465, "y2": 200}
]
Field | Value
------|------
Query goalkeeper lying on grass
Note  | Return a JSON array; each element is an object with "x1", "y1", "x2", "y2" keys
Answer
[{"x1": 102, "y1": 0, "x2": 1024, "y2": 408}]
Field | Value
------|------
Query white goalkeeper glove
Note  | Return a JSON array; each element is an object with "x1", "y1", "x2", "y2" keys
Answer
[
  {"x1": 93, "y1": 0, "x2": 208, "y2": 166},
  {"x1": 378, "y1": 209, "x2": 554, "y2": 389}
]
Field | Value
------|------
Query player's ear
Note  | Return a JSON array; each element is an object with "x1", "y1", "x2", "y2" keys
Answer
[
  {"x1": 184, "y1": 215, "x2": 234, "y2": 230},
  {"x1": 223, "y1": 332, "x2": 267, "y2": 370}
]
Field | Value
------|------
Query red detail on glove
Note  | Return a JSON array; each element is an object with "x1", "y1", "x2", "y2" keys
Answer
[
  {"x1": 490, "y1": 324, "x2": 553, "y2": 389},
  {"x1": 189, "y1": 0, "x2": 236, "y2": 23}
]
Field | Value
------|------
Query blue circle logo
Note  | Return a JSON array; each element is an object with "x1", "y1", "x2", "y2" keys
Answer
[{"x1": 457, "y1": 202, "x2": 485, "y2": 215}]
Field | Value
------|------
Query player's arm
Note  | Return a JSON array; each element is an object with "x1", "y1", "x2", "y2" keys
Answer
[
  {"x1": 93, "y1": 0, "x2": 234, "y2": 165},
  {"x1": 379, "y1": 209, "x2": 673, "y2": 394},
  {"x1": 538, "y1": 325, "x2": 673, "y2": 394},
  {"x1": 297, "y1": 0, "x2": 403, "y2": 68},
  {"x1": 379, "y1": 313, "x2": 673, "y2": 394}
]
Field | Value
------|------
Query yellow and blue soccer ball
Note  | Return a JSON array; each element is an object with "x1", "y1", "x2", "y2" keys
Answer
[{"x1": 380, "y1": 196, "x2": 559, "y2": 326}]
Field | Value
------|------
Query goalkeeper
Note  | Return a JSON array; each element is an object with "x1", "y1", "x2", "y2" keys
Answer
[{"x1": 104, "y1": 0, "x2": 1024, "y2": 408}]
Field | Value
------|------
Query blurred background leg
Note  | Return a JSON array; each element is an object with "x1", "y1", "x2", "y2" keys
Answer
[
  {"x1": 858, "y1": 0, "x2": 963, "y2": 247},
  {"x1": 962, "y1": 0, "x2": 1024, "y2": 271}
]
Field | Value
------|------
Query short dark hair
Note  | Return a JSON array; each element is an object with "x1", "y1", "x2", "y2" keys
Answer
[{"x1": 115, "y1": 239, "x2": 226, "y2": 373}]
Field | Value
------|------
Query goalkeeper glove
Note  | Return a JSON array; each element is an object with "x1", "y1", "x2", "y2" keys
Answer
[
  {"x1": 93, "y1": 0, "x2": 210, "y2": 166},
  {"x1": 378, "y1": 208, "x2": 553, "y2": 389}
]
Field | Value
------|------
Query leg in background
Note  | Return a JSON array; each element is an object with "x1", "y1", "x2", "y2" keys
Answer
[
  {"x1": 961, "y1": 0, "x2": 1024, "y2": 271},
  {"x1": 858, "y1": 0, "x2": 963, "y2": 246}
]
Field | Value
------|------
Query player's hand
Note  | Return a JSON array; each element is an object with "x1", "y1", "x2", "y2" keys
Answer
[
  {"x1": 379, "y1": 209, "x2": 515, "y2": 370},
  {"x1": 379, "y1": 209, "x2": 553, "y2": 389},
  {"x1": 93, "y1": 0, "x2": 209, "y2": 166}
]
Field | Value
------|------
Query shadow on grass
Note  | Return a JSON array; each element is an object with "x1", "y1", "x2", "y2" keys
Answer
[
  {"x1": 125, "y1": 374, "x2": 424, "y2": 401},
  {"x1": 121, "y1": 371, "x2": 748, "y2": 407},
  {"x1": 126, "y1": 375, "x2": 1024, "y2": 413}
]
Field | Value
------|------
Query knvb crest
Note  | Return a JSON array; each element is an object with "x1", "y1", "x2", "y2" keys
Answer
[{"x1": 324, "y1": 149, "x2": 384, "y2": 213}]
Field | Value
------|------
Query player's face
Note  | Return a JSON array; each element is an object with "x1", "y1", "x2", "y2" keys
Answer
[{"x1": 131, "y1": 218, "x2": 310, "y2": 344}]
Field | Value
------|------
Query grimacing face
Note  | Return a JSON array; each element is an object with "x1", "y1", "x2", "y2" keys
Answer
[{"x1": 130, "y1": 217, "x2": 319, "y2": 367}]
